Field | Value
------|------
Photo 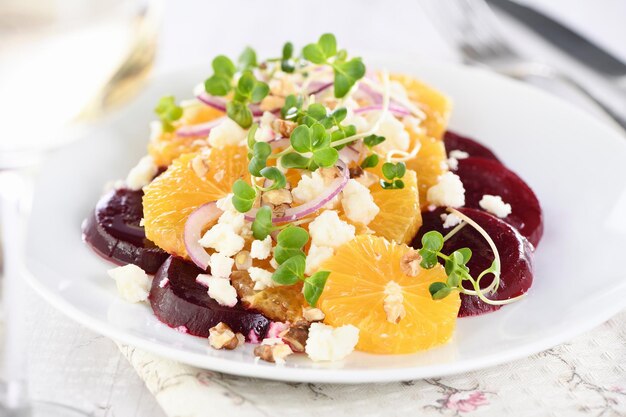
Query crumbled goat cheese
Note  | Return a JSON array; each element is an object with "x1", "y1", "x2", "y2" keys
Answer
[
  {"x1": 402, "y1": 115, "x2": 423, "y2": 134},
  {"x1": 341, "y1": 179, "x2": 380, "y2": 226},
  {"x1": 308, "y1": 210, "x2": 356, "y2": 248},
  {"x1": 248, "y1": 267, "x2": 274, "y2": 290},
  {"x1": 217, "y1": 209, "x2": 246, "y2": 235},
  {"x1": 255, "y1": 111, "x2": 277, "y2": 142},
  {"x1": 305, "y1": 323, "x2": 359, "y2": 362},
  {"x1": 107, "y1": 264, "x2": 151, "y2": 303},
  {"x1": 446, "y1": 150, "x2": 469, "y2": 171},
  {"x1": 305, "y1": 244, "x2": 334, "y2": 275},
  {"x1": 427, "y1": 172, "x2": 466, "y2": 208},
  {"x1": 291, "y1": 169, "x2": 339, "y2": 207},
  {"x1": 209, "y1": 252, "x2": 234, "y2": 279},
  {"x1": 367, "y1": 111, "x2": 410, "y2": 155},
  {"x1": 199, "y1": 223, "x2": 245, "y2": 257},
  {"x1": 449, "y1": 150, "x2": 469, "y2": 160},
  {"x1": 216, "y1": 193, "x2": 236, "y2": 212},
  {"x1": 479, "y1": 194, "x2": 512, "y2": 218},
  {"x1": 441, "y1": 213, "x2": 462, "y2": 228},
  {"x1": 208, "y1": 118, "x2": 248, "y2": 148},
  {"x1": 383, "y1": 281, "x2": 406, "y2": 324},
  {"x1": 250, "y1": 236, "x2": 272, "y2": 260},
  {"x1": 198, "y1": 274, "x2": 238, "y2": 307},
  {"x1": 126, "y1": 155, "x2": 158, "y2": 191},
  {"x1": 149, "y1": 121, "x2": 163, "y2": 142}
]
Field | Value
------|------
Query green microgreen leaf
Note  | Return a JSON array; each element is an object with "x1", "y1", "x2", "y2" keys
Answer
[
  {"x1": 361, "y1": 154, "x2": 379, "y2": 169},
  {"x1": 318, "y1": 33, "x2": 337, "y2": 58},
  {"x1": 248, "y1": 141, "x2": 272, "y2": 176},
  {"x1": 302, "y1": 43, "x2": 327, "y2": 64},
  {"x1": 312, "y1": 147, "x2": 339, "y2": 167},
  {"x1": 251, "y1": 206, "x2": 273, "y2": 240},
  {"x1": 332, "y1": 58, "x2": 366, "y2": 98},
  {"x1": 204, "y1": 75, "x2": 232, "y2": 96},
  {"x1": 277, "y1": 226, "x2": 309, "y2": 248},
  {"x1": 238, "y1": 47, "x2": 258, "y2": 70},
  {"x1": 429, "y1": 282, "x2": 452, "y2": 300},
  {"x1": 303, "y1": 271, "x2": 330, "y2": 307},
  {"x1": 272, "y1": 255, "x2": 305, "y2": 285},
  {"x1": 247, "y1": 123, "x2": 258, "y2": 150},
  {"x1": 290, "y1": 124, "x2": 314, "y2": 153},
  {"x1": 231, "y1": 179, "x2": 256, "y2": 213},
  {"x1": 227, "y1": 101, "x2": 253, "y2": 129},
  {"x1": 363, "y1": 134, "x2": 386, "y2": 148},
  {"x1": 260, "y1": 167, "x2": 286, "y2": 190},
  {"x1": 281, "y1": 42, "x2": 295, "y2": 73},
  {"x1": 212, "y1": 55, "x2": 236, "y2": 77},
  {"x1": 281, "y1": 94, "x2": 303, "y2": 119},
  {"x1": 418, "y1": 231, "x2": 444, "y2": 269},
  {"x1": 154, "y1": 96, "x2": 183, "y2": 132},
  {"x1": 280, "y1": 153, "x2": 312, "y2": 169}
]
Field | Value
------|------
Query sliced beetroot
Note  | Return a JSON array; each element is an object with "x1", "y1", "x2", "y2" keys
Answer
[
  {"x1": 444, "y1": 131, "x2": 500, "y2": 162},
  {"x1": 150, "y1": 256, "x2": 270, "y2": 339},
  {"x1": 413, "y1": 208, "x2": 534, "y2": 317},
  {"x1": 82, "y1": 188, "x2": 168, "y2": 274},
  {"x1": 456, "y1": 157, "x2": 543, "y2": 248}
]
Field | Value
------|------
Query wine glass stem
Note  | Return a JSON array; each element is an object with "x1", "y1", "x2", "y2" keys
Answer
[{"x1": 0, "y1": 167, "x2": 37, "y2": 412}]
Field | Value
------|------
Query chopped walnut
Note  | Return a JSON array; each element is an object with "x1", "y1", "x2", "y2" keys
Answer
[
  {"x1": 208, "y1": 322, "x2": 244, "y2": 350},
  {"x1": 383, "y1": 281, "x2": 406, "y2": 324},
  {"x1": 279, "y1": 321, "x2": 310, "y2": 353},
  {"x1": 260, "y1": 95, "x2": 285, "y2": 112},
  {"x1": 302, "y1": 307, "x2": 325, "y2": 322},
  {"x1": 271, "y1": 203, "x2": 290, "y2": 218},
  {"x1": 254, "y1": 339, "x2": 293, "y2": 364},
  {"x1": 400, "y1": 249, "x2": 422, "y2": 277},
  {"x1": 272, "y1": 119, "x2": 298, "y2": 138},
  {"x1": 262, "y1": 188, "x2": 293, "y2": 206},
  {"x1": 349, "y1": 166, "x2": 364, "y2": 179},
  {"x1": 191, "y1": 154, "x2": 210, "y2": 178},
  {"x1": 318, "y1": 166, "x2": 340, "y2": 182}
]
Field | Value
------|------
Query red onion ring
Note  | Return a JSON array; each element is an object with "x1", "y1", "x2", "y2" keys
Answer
[
  {"x1": 244, "y1": 160, "x2": 348, "y2": 223},
  {"x1": 175, "y1": 116, "x2": 226, "y2": 138},
  {"x1": 307, "y1": 81, "x2": 333, "y2": 95},
  {"x1": 197, "y1": 92, "x2": 279, "y2": 117},
  {"x1": 183, "y1": 202, "x2": 223, "y2": 270},
  {"x1": 354, "y1": 104, "x2": 412, "y2": 117}
]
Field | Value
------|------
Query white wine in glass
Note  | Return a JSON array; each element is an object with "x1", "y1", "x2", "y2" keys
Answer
[{"x1": 0, "y1": 0, "x2": 161, "y2": 415}]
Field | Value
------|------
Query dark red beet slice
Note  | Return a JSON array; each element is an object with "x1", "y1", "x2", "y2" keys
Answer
[
  {"x1": 150, "y1": 256, "x2": 270, "y2": 339},
  {"x1": 413, "y1": 208, "x2": 534, "y2": 317},
  {"x1": 82, "y1": 188, "x2": 168, "y2": 274},
  {"x1": 456, "y1": 157, "x2": 543, "y2": 248},
  {"x1": 444, "y1": 131, "x2": 500, "y2": 162}
]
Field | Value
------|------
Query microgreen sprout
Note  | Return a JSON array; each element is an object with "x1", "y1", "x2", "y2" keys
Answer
[
  {"x1": 360, "y1": 154, "x2": 379, "y2": 169},
  {"x1": 381, "y1": 162, "x2": 406, "y2": 189},
  {"x1": 302, "y1": 33, "x2": 365, "y2": 98},
  {"x1": 231, "y1": 180, "x2": 256, "y2": 213},
  {"x1": 420, "y1": 208, "x2": 525, "y2": 306},
  {"x1": 280, "y1": 123, "x2": 339, "y2": 170},
  {"x1": 154, "y1": 96, "x2": 183, "y2": 132},
  {"x1": 281, "y1": 42, "x2": 295, "y2": 73}
]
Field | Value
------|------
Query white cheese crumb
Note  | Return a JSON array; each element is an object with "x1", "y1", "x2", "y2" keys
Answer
[
  {"x1": 479, "y1": 194, "x2": 512, "y2": 218},
  {"x1": 255, "y1": 112, "x2": 276, "y2": 142},
  {"x1": 217, "y1": 209, "x2": 246, "y2": 235},
  {"x1": 340, "y1": 179, "x2": 380, "y2": 226},
  {"x1": 367, "y1": 111, "x2": 410, "y2": 155},
  {"x1": 305, "y1": 323, "x2": 359, "y2": 362},
  {"x1": 199, "y1": 223, "x2": 245, "y2": 257},
  {"x1": 208, "y1": 118, "x2": 248, "y2": 148},
  {"x1": 250, "y1": 235, "x2": 272, "y2": 260},
  {"x1": 158, "y1": 277, "x2": 169, "y2": 288},
  {"x1": 441, "y1": 213, "x2": 462, "y2": 229},
  {"x1": 216, "y1": 193, "x2": 235, "y2": 212},
  {"x1": 209, "y1": 252, "x2": 234, "y2": 279},
  {"x1": 126, "y1": 155, "x2": 158, "y2": 191},
  {"x1": 449, "y1": 150, "x2": 469, "y2": 160},
  {"x1": 308, "y1": 210, "x2": 355, "y2": 248},
  {"x1": 149, "y1": 120, "x2": 163, "y2": 142},
  {"x1": 305, "y1": 244, "x2": 334, "y2": 275},
  {"x1": 198, "y1": 274, "x2": 238, "y2": 307},
  {"x1": 248, "y1": 267, "x2": 274, "y2": 290},
  {"x1": 427, "y1": 172, "x2": 466, "y2": 208},
  {"x1": 291, "y1": 169, "x2": 340, "y2": 208},
  {"x1": 107, "y1": 264, "x2": 151, "y2": 303}
]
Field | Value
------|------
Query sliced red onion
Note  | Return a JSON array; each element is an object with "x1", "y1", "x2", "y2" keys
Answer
[
  {"x1": 307, "y1": 81, "x2": 333, "y2": 95},
  {"x1": 354, "y1": 104, "x2": 412, "y2": 117},
  {"x1": 183, "y1": 202, "x2": 223, "y2": 270},
  {"x1": 197, "y1": 92, "x2": 279, "y2": 117},
  {"x1": 175, "y1": 116, "x2": 226, "y2": 138},
  {"x1": 244, "y1": 160, "x2": 348, "y2": 223}
]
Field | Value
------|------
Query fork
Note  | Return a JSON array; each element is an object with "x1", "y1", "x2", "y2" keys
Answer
[{"x1": 420, "y1": 0, "x2": 626, "y2": 134}]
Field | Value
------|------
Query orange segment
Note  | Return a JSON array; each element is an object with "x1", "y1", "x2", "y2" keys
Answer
[
  {"x1": 142, "y1": 146, "x2": 248, "y2": 257},
  {"x1": 148, "y1": 105, "x2": 224, "y2": 167},
  {"x1": 391, "y1": 73, "x2": 451, "y2": 208},
  {"x1": 367, "y1": 169, "x2": 422, "y2": 244},
  {"x1": 318, "y1": 235, "x2": 460, "y2": 354}
]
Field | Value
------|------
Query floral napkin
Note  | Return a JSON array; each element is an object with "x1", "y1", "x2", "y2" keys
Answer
[{"x1": 119, "y1": 310, "x2": 626, "y2": 417}]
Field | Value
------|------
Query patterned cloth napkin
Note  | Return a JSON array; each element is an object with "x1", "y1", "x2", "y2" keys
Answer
[{"x1": 119, "y1": 310, "x2": 626, "y2": 417}]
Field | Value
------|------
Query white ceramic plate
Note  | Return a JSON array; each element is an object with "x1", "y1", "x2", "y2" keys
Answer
[{"x1": 26, "y1": 61, "x2": 626, "y2": 383}]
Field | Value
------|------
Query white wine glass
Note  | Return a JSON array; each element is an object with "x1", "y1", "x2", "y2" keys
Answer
[{"x1": 0, "y1": 0, "x2": 162, "y2": 415}]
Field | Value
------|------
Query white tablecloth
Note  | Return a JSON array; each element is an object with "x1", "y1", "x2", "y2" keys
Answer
[{"x1": 26, "y1": 1, "x2": 626, "y2": 415}]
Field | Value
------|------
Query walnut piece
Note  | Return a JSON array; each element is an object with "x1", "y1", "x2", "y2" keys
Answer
[
  {"x1": 260, "y1": 95, "x2": 285, "y2": 112},
  {"x1": 272, "y1": 119, "x2": 298, "y2": 138},
  {"x1": 349, "y1": 166, "x2": 364, "y2": 179},
  {"x1": 209, "y1": 322, "x2": 244, "y2": 350},
  {"x1": 254, "y1": 339, "x2": 293, "y2": 364},
  {"x1": 318, "y1": 166, "x2": 340, "y2": 182},
  {"x1": 400, "y1": 249, "x2": 422, "y2": 277},
  {"x1": 383, "y1": 281, "x2": 406, "y2": 324},
  {"x1": 271, "y1": 203, "x2": 291, "y2": 218},
  {"x1": 262, "y1": 189, "x2": 293, "y2": 206},
  {"x1": 279, "y1": 321, "x2": 310, "y2": 353},
  {"x1": 302, "y1": 307, "x2": 325, "y2": 322}
]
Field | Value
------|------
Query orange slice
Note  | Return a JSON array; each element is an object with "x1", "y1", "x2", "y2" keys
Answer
[
  {"x1": 367, "y1": 169, "x2": 422, "y2": 244},
  {"x1": 148, "y1": 105, "x2": 224, "y2": 167},
  {"x1": 142, "y1": 146, "x2": 248, "y2": 257},
  {"x1": 318, "y1": 235, "x2": 460, "y2": 354}
]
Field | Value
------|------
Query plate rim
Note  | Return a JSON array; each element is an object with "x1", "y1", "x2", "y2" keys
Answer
[{"x1": 26, "y1": 61, "x2": 626, "y2": 384}]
